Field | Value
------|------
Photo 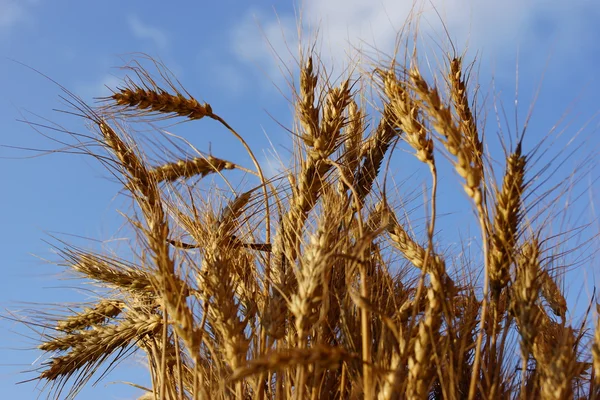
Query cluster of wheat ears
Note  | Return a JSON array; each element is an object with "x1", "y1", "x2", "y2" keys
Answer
[{"x1": 17, "y1": 28, "x2": 600, "y2": 400}]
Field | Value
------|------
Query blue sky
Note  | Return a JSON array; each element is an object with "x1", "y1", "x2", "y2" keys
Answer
[{"x1": 0, "y1": 0, "x2": 599, "y2": 398}]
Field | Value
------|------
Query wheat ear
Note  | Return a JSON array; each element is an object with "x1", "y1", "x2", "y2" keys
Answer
[
  {"x1": 533, "y1": 316, "x2": 578, "y2": 400},
  {"x1": 538, "y1": 269, "x2": 567, "y2": 319},
  {"x1": 489, "y1": 144, "x2": 526, "y2": 296},
  {"x1": 55, "y1": 300, "x2": 124, "y2": 333},
  {"x1": 63, "y1": 250, "x2": 159, "y2": 294},
  {"x1": 39, "y1": 313, "x2": 162, "y2": 381},
  {"x1": 354, "y1": 106, "x2": 397, "y2": 202},
  {"x1": 383, "y1": 68, "x2": 434, "y2": 165},
  {"x1": 512, "y1": 239, "x2": 543, "y2": 394},
  {"x1": 409, "y1": 67, "x2": 482, "y2": 204},
  {"x1": 593, "y1": 304, "x2": 600, "y2": 390},
  {"x1": 149, "y1": 155, "x2": 236, "y2": 183},
  {"x1": 110, "y1": 84, "x2": 212, "y2": 120},
  {"x1": 229, "y1": 346, "x2": 355, "y2": 383},
  {"x1": 449, "y1": 57, "x2": 483, "y2": 172}
]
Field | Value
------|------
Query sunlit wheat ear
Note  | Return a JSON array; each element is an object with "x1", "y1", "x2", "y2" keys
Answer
[
  {"x1": 98, "y1": 120, "x2": 153, "y2": 193},
  {"x1": 149, "y1": 155, "x2": 236, "y2": 183},
  {"x1": 593, "y1": 304, "x2": 600, "y2": 388},
  {"x1": 200, "y1": 241, "x2": 250, "y2": 374},
  {"x1": 451, "y1": 291, "x2": 481, "y2": 394},
  {"x1": 318, "y1": 80, "x2": 351, "y2": 156},
  {"x1": 138, "y1": 332, "x2": 188, "y2": 399},
  {"x1": 533, "y1": 315, "x2": 578, "y2": 400},
  {"x1": 406, "y1": 281, "x2": 443, "y2": 399},
  {"x1": 229, "y1": 345, "x2": 356, "y2": 383},
  {"x1": 511, "y1": 237, "x2": 550, "y2": 398},
  {"x1": 385, "y1": 205, "x2": 447, "y2": 275},
  {"x1": 108, "y1": 82, "x2": 212, "y2": 120},
  {"x1": 409, "y1": 67, "x2": 482, "y2": 204},
  {"x1": 55, "y1": 300, "x2": 124, "y2": 333},
  {"x1": 489, "y1": 144, "x2": 526, "y2": 296},
  {"x1": 354, "y1": 106, "x2": 397, "y2": 202},
  {"x1": 290, "y1": 191, "x2": 343, "y2": 341},
  {"x1": 337, "y1": 99, "x2": 364, "y2": 194},
  {"x1": 39, "y1": 313, "x2": 162, "y2": 382},
  {"x1": 218, "y1": 189, "x2": 253, "y2": 236},
  {"x1": 281, "y1": 191, "x2": 346, "y2": 397},
  {"x1": 512, "y1": 239, "x2": 543, "y2": 357},
  {"x1": 297, "y1": 56, "x2": 319, "y2": 146},
  {"x1": 63, "y1": 250, "x2": 160, "y2": 294},
  {"x1": 379, "y1": 352, "x2": 402, "y2": 400},
  {"x1": 271, "y1": 71, "x2": 352, "y2": 285},
  {"x1": 342, "y1": 100, "x2": 364, "y2": 174},
  {"x1": 538, "y1": 269, "x2": 567, "y2": 319},
  {"x1": 382, "y1": 68, "x2": 434, "y2": 165},
  {"x1": 448, "y1": 57, "x2": 482, "y2": 169}
]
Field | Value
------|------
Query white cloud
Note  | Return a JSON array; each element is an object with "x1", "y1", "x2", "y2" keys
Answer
[
  {"x1": 230, "y1": 9, "x2": 299, "y2": 82},
  {"x1": 230, "y1": 0, "x2": 600, "y2": 79},
  {"x1": 128, "y1": 15, "x2": 169, "y2": 49}
]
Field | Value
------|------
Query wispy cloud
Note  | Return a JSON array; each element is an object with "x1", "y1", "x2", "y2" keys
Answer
[
  {"x1": 128, "y1": 15, "x2": 169, "y2": 49},
  {"x1": 0, "y1": 0, "x2": 36, "y2": 30},
  {"x1": 304, "y1": 0, "x2": 600, "y2": 62},
  {"x1": 209, "y1": 63, "x2": 246, "y2": 95},
  {"x1": 75, "y1": 74, "x2": 123, "y2": 101},
  {"x1": 230, "y1": 9, "x2": 299, "y2": 83},
  {"x1": 230, "y1": 1, "x2": 600, "y2": 78}
]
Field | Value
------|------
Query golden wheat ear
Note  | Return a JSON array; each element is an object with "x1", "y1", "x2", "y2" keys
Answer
[
  {"x1": 54, "y1": 300, "x2": 124, "y2": 333},
  {"x1": 102, "y1": 58, "x2": 213, "y2": 121},
  {"x1": 489, "y1": 143, "x2": 526, "y2": 297},
  {"x1": 149, "y1": 155, "x2": 237, "y2": 183},
  {"x1": 38, "y1": 313, "x2": 162, "y2": 394},
  {"x1": 593, "y1": 303, "x2": 600, "y2": 390},
  {"x1": 109, "y1": 85, "x2": 212, "y2": 120}
]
